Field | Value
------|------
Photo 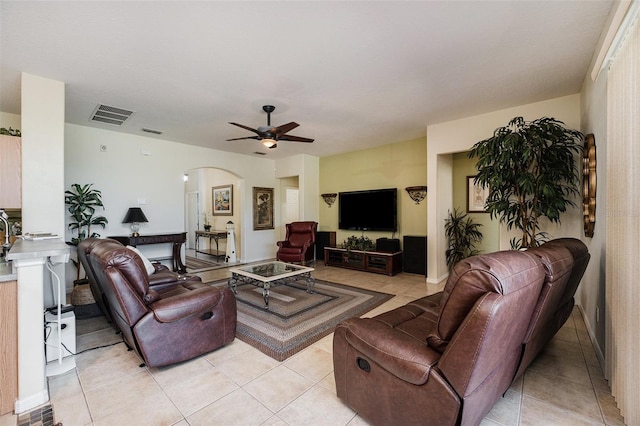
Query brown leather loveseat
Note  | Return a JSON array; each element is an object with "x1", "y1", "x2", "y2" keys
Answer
[
  {"x1": 333, "y1": 238, "x2": 589, "y2": 426},
  {"x1": 87, "y1": 239, "x2": 237, "y2": 367}
]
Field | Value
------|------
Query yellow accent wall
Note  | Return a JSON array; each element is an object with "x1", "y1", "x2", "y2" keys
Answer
[
  {"x1": 452, "y1": 152, "x2": 500, "y2": 254},
  {"x1": 319, "y1": 137, "x2": 426, "y2": 245}
]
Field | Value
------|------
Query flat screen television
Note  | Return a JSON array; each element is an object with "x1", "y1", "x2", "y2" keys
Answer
[{"x1": 338, "y1": 188, "x2": 397, "y2": 232}]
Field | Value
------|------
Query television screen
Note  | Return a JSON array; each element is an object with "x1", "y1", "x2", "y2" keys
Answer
[{"x1": 338, "y1": 189, "x2": 397, "y2": 232}]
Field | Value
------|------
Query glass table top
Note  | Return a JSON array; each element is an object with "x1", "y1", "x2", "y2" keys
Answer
[{"x1": 231, "y1": 261, "x2": 313, "y2": 281}]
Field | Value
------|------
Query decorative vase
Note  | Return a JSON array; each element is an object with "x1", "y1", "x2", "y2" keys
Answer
[{"x1": 204, "y1": 224, "x2": 211, "y2": 231}]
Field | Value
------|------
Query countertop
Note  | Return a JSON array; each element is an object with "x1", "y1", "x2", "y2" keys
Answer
[
  {"x1": 1, "y1": 239, "x2": 70, "y2": 283},
  {"x1": 0, "y1": 260, "x2": 16, "y2": 282}
]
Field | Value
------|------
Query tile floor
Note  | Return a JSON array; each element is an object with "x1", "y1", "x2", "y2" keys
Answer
[{"x1": 0, "y1": 263, "x2": 626, "y2": 426}]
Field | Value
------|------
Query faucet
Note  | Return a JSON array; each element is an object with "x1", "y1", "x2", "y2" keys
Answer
[{"x1": 0, "y1": 209, "x2": 11, "y2": 259}]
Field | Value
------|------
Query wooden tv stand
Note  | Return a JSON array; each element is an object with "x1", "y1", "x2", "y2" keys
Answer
[{"x1": 324, "y1": 247, "x2": 402, "y2": 276}]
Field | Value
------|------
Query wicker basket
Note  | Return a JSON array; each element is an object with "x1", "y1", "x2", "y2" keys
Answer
[{"x1": 71, "y1": 283, "x2": 95, "y2": 306}]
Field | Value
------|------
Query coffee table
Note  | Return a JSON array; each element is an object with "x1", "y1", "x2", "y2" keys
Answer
[{"x1": 228, "y1": 261, "x2": 315, "y2": 309}]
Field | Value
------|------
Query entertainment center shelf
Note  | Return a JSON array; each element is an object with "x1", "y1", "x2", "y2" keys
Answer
[{"x1": 324, "y1": 247, "x2": 402, "y2": 276}]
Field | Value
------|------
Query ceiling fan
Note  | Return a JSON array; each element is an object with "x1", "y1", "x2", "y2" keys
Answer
[{"x1": 226, "y1": 105, "x2": 314, "y2": 149}]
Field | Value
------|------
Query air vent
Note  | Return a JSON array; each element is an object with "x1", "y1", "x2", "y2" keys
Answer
[
  {"x1": 90, "y1": 104, "x2": 134, "y2": 126},
  {"x1": 253, "y1": 151, "x2": 267, "y2": 156},
  {"x1": 141, "y1": 128, "x2": 162, "y2": 135}
]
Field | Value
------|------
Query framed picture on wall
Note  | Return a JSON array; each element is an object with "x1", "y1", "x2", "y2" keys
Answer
[
  {"x1": 253, "y1": 187, "x2": 274, "y2": 230},
  {"x1": 467, "y1": 176, "x2": 490, "y2": 213},
  {"x1": 212, "y1": 185, "x2": 233, "y2": 216}
]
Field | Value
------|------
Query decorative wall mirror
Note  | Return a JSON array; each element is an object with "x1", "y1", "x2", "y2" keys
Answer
[{"x1": 582, "y1": 134, "x2": 596, "y2": 237}]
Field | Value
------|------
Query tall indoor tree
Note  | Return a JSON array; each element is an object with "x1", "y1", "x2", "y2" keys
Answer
[{"x1": 468, "y1": 116, "x2": 583, "y2": 249}]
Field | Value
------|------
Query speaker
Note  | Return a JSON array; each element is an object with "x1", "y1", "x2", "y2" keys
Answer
[
  {"x1": 315, "y1": 231, "x2": 336, "y2": 260},
  {"x1": 403, "y1": 236, "x2": 427, "y2": 275},
  {"x1": 376, "y1": 238, "x2": 400, "y2": 252}
]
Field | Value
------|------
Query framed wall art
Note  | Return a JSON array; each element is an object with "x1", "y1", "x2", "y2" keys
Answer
[
  {"x1": 253, "y1": 187, "x2": 274, "y2": 230},
  {"x1": 212, "y1": 185, "x2": 233, "y2": 216},
  {"x1": 467, "y1": 176, "x2": 490, "y2": 213}
]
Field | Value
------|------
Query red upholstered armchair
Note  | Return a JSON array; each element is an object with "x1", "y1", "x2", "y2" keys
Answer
[{"x1": 276, "y1": 221, "x2": 318, "y2": 265}]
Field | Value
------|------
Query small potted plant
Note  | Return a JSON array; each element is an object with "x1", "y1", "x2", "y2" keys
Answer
[
  {"x1": 203, "y1": 212, "x2": 212, "y2": 231},
  {"x1": 444, "y1": 208, "x2": 483, "y2": 271},
  {"x1": 342, "y1": 235, "x2": 376, "y2": 251}
]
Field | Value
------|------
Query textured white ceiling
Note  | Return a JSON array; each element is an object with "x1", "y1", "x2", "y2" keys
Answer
[{"x1": 0, "y1": 1, "x2": 613, "y2": 159}]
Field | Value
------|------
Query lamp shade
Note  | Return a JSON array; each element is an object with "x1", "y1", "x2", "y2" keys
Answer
[{"x1": 122, "y1": 207, "x2": 148, "y2": 224}]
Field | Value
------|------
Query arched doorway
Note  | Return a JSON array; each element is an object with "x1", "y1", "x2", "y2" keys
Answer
[{"x1": 184, "y1": 167, "x2": 243, "y2": 262}]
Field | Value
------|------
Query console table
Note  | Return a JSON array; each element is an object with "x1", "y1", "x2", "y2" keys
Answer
[
  {"x1": 195, "y1": 230, "x2": 227, "y2": 260},
  {"x1": 324, "y1": 247, "x2": 402, "y2": 276},
  {"x1": 109, "y1": 232, "x2": 187, "y2": 274}
]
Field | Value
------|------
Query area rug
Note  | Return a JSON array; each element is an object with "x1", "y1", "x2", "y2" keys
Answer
[
  {"x1": 185, "y1": 255, "x2": 226, "y2": 272},
  {"x1": 208, "y1": 278, "x2": 393, "y2": 361}
]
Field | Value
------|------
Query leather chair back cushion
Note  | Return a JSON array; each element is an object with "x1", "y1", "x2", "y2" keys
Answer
[
  {"x1": 90, "y1": 245, "x2": 151, "y2": 326},
  {"x1": 523, "y1": 244, "x2": 573, "y2": 342},
  {"x1": 428, "y1": 251, "x2": 543, "y2": 351},
  {"x1": 543, "y1": 238, "x2": 590, "y2": 309},
  {"x1": 285, "y1": 222, "x2": 317, "y2": 245},
  {"x1": 287, "y1": 232, "x2": 311, "y2": 248}
]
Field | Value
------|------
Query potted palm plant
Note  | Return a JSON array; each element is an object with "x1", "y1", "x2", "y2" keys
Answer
[
  {"x1": 65, "y1": 183, "x2": 108, "y2": 285},
  {"x1": 444, "y1": 208, "x2": 483, "y2": 270},
  {"x1": 468, "y1": 116, "x2": 583, "y2": 249}
]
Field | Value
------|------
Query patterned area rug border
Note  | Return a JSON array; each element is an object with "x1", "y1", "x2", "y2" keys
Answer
[{"x1": 208, "y1": 278, "x2": 393, "y2": 361}]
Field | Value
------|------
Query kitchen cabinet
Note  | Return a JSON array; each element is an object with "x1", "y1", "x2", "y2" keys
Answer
[
  {"x1": 0, "y1": 279, "x2": 18, "y2": 415},
  {"x1": 0, "y1": 135, "x2": 21, "y2": 208}
]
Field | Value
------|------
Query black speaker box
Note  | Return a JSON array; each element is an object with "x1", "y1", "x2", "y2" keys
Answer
[
  {"x1": 315, "y1": 231, "x2": 336, "y2": 260},
  {"x1": 403, "y1": 236, "x2": 427, "y2": 275},
  {"x1": 376, "y1": 238, "x2": 401, "y2": 253}
]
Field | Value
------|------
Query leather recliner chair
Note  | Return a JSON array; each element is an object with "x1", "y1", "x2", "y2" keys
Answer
[
  {"x1": 276, "y1": 221, "x2": 317, "y2": 265},
  {"x1": 333, "y1": 250, "x2": 546, "y2": 426},
  {"x1": 77, "y1": 238, "x2": 195, "y2": 325},
  {"x1": 89, "y1": 241, "x2": 237, "y2": 367}
]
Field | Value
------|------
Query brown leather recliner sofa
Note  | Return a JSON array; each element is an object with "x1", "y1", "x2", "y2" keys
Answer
[
  {"x1": 333, "y1": 238, "x2": 589, "y2": 426},
  {"x1": 77, "y1": 238, "x2": 196, "y2": 325},
  {"x1": 87, "y1": 239, "x2": 237, "y2": 367}
]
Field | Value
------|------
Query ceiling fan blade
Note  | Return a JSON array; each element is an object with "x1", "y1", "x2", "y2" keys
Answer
[
  {"x1": 279, "y1": 134, "x2": 315, "y2": 143},
  {"x1": 274, "y1": 122, "x2": 299, "y2": 135},
  {"x1": 269, "y1": 144, "x2": 278, "y2": 149},
  {"x1": 226, "y1": 136, "x2": 260, "y2": 141},
  {"x1": 228, "y1": 122, "x2": 261, "y2": 135}
]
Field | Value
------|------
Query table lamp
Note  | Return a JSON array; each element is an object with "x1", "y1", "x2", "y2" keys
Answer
[{"x1": 123, "y1": 207, "x2": 148, "y2": 237}]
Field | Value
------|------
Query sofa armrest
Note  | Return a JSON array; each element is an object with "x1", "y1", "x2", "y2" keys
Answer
[
  {"x1": 276, "y1": 240, "x2": 290, "y2": 249},
  {"x1": 341, "y1": 318, "x2": 441, "y2": 385},
  {"x1": 150, "y1": 287, "x2": 224, "y2": 323},
  {"x1": 152, "y1": 263, "x2": 170, "y2": 273}
]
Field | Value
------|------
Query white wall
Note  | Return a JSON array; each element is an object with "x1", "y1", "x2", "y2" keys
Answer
[
  {"x1": 426, "y1": 94, "x2": 583, "y2": 284},
  {"x1": 64, "y1": 123, "x2": 291, "y2": 288},
  {"x1": 21, "y1": 73, "x2": 66, "y2": 237},
  {"x1": 275, "y1": 154, "x2": 320, "y2": 223},
  {"x1": 578, "y1": 17, "x2": 611, "y2": 363},
  {"x1": 0, "y1": 111, "x2": 21, "y2": 129}
]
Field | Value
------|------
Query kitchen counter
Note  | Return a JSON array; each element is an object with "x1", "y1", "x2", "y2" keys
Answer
[
  {"x1": 7, "y1": 238, "x2": 70, "y2": 263},
  {"x1": 0, "y1": 260, "x2": 17, "y2": 282},
  {"x1": 6, "y1": 237, "x2": 71, "y2": 413}
]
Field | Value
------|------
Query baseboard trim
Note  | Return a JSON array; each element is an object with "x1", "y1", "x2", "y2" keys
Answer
[
  {"x1": 14, "y1": 389, "x2": 49, "y2": 414},
  {"x1": 576, "y1": 303, "x2": 606, "y2": 373}
]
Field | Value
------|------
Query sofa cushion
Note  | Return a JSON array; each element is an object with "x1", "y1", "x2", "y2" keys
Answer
[{"x1": 127, "y1": 245, "x2": 155, "y2": 275}]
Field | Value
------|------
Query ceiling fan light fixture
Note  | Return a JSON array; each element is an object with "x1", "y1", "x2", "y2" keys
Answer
[{"x1": 261, "y1": 138, "x2": 276, "y2": 148}]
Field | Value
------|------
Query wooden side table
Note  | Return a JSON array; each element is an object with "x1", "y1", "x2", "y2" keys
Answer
[{"x1": 109, "y1": 232, "x2": 187, "y2": 274}]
